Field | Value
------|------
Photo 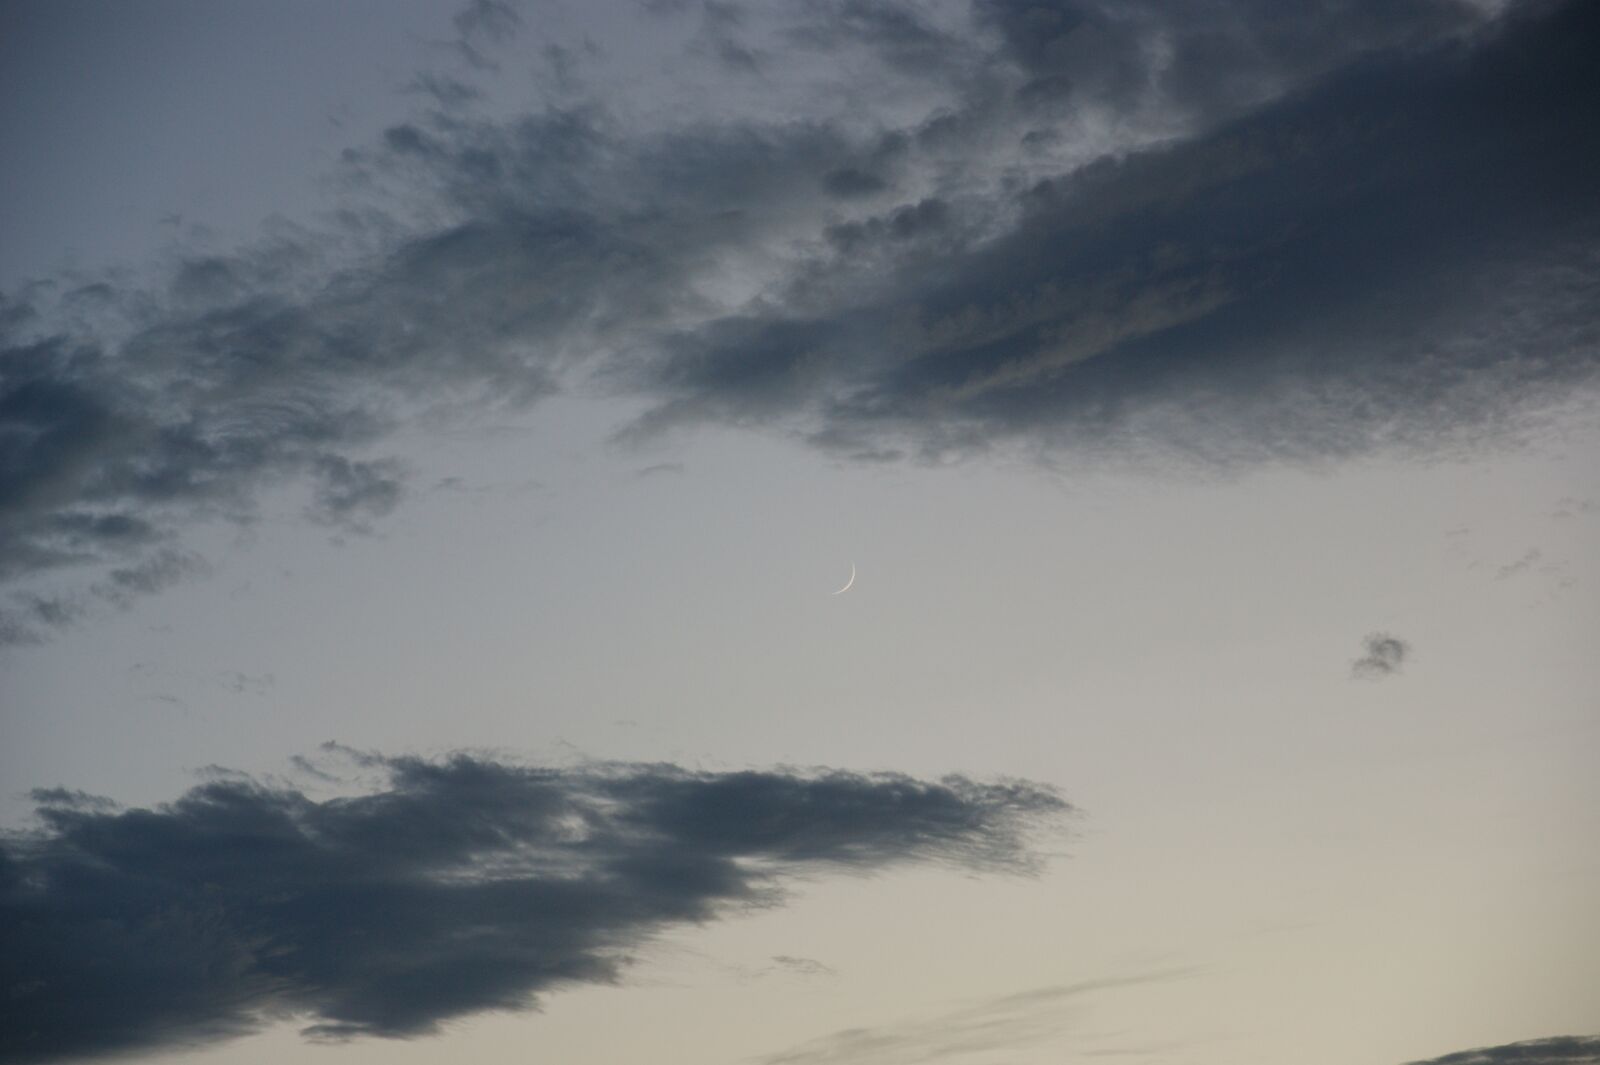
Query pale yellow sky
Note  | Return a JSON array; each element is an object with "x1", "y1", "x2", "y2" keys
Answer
[{"x1": 6, "y1": 403, "x2": 1596, "y2": 1064}]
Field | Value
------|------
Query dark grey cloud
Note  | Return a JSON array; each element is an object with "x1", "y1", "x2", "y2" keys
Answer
[
  {"x1": 405, "y1": 72, "x2": 485, "y2": 111},
  {"x1": 823, "y1": 167, "x2": 889, "y2": 199},
  {"x1": 782, "y1": 1, "x2": 970, "y2": 80},
  {"x1": 976, "y1": 0, "x2": 1487, "y2": 123},
  {"x1": 0, "y1": 99, "x2": 879, "y2": 638},
  {"x1": 696, "y1": 1, "x2": 766, "y2": 74},
  {"x1": 4, "y1": 0, "x2": 1596, "y2": 640},
  {"x1": 627, "y1": 0, "x2": 1600, "y2": 463},
  {"x1": 1401, "y1": 1036, "x2": 1600, "y2": 1065},
  {"x1": 305, "y1": 455, "x2": 405, "y2": 530},
  {"x1": 0, "y1": 750, "x2": 1065, "y2": 1063},
  {"x1": 92, "y1": 547, "x2": 208, "y2": 607},
  {"x1": 0, "y1": 593, "x2": 82, "y2": 645},
  {"x1": 444, "y1": 0, "x2": 522, "y2": 71},
  {"x1": 1352, "y1": 632, "x2": 1410, "y2": 679},
  {"x1": 452, "y1": 0, "x2": 521, "y2": 45}
]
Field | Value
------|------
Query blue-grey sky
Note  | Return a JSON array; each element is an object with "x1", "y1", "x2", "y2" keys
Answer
[{"x1": 2, "y1": 2, "x2": 1597, "y2": 1063}]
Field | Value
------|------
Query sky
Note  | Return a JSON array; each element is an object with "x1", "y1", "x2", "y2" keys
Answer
[{"x1": 1, "y1": 1, "x2": 1597, "y2": 1063}]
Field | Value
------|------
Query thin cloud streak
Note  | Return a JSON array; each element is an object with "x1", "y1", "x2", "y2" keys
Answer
[{"x1": 756, "y1": 970, "x2": 1199, "y2": 1065}]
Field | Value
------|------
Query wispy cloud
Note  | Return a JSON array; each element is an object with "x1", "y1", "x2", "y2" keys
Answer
[
  {"x1": 756, "y1": 970, "x2": 1196, "y2": 1065},
  {"x1": 0, "y1": 749, "x2": 1066, "y2": 1063},
  {"x1": 766, "y1": 955, "x2": 837, "y2": 978},
  {"x1": 1495, "y1": 548, "x2": 1544, "y2": 580}
]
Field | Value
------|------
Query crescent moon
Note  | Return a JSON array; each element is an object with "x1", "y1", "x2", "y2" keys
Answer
[{"x1": 831, "y1": 562, "x2": 856, "y2": 596}]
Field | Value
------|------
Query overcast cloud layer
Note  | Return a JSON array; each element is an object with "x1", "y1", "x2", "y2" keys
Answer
[
  {"x1": 0, "y1": 750, "x2": 1064, "y2": 1063},
  {"x1": 3, "y1": 0, "x2": 1596, "y2": 640}
]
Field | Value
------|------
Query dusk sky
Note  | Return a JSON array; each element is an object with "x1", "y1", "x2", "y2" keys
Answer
[{"x1": 2, "y1": 2, "x2": 1597, "y2": 1064}]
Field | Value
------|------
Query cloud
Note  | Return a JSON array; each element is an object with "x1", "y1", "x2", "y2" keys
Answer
[
  {"x1": 218, "y1": 670, "x2": 275, "y2": 695},
  {"x1": 1401, "y1": 1035, "x2": 1600, "y2": 1065},
  {"x1": 975, "y1": 0, "x2": 1486, "y2": 124},
  {"x1": 2, "y1": 102, "x2": 869, "y2": 637},
  {"x1": 0, "y1": 750, "x2": 1066, "y2": 1063},
  {"x1": 627, "y1": 0, "x2": 1600, "y2": 463},
  {"x1": 0, "y1": 593, "x2": 82, "y2": 645},
  {"x1": 1552, "y1": 497, "x2": 1595, "y2": 520},
  {"x1": 767, "y1": 954, "x2": 836, "y2": 978},
  {"x1": 452, "y1": 0, "x2": 521, "y2": 45},
  {"x1": 756, "y1": 971, "x2": 1195, "y2": 1065},
  {"x1": 444, "y1": 0, "x2": 522, "y2": 70},
  {"x1": 305, "y1": 455, "x2": 405, "y2": 531},
  {"x1": 91, "y1": 547, "x2": 209, "y2": 607},
  {"x1": 4, "y1": 0, "x2": 1597, "y2": 639},
  {"x1": 1352, "y1": 632, "x2": 1410, "y2": 679},
  {"x1": 1495, "y1": 548, "x2": 1543, "y2": 580}
]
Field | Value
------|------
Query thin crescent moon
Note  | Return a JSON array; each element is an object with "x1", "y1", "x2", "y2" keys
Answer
[{"x1": 831, "y1": 562, "x2": 856, "y2": 596}]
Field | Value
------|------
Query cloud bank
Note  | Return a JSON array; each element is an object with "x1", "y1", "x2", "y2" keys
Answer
[
  {"x1": 0, "y1": 750, "x2": 1065, "y2": 1063},
  {"x1": 1402, "y1": 1035, "x2": 1600, "y2": 1065},
  {"x1": 3, "y1": 0, "x2": 1597, "y2": 638}
]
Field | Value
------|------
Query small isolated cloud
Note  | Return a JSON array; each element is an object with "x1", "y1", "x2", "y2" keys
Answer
[
  {"x1": 1352, "y1": 632, "x2": 1410, "y2": 679},
  {"x1": 1401, "y1": 1035, "x2": 1600, "y2": 1065},
  {"x1": 218, "y1": 670, "x2": 275, "y2": 695},
  {"x1": 1495, "y1": 548, "x2": 1544, "y2": 580},
  {"x1": 305, "y1": 456, "x2": 405, "y2": 532},
  {"x1": 0, "y1": 751, "x2": 1066, "y2": 1064},
  {"x1": 1481, "y1": 546, "x2": 1574, "y2": 594},
  {"x1": 767, "y1": 955, "x2": 837, "y2": 978}
]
